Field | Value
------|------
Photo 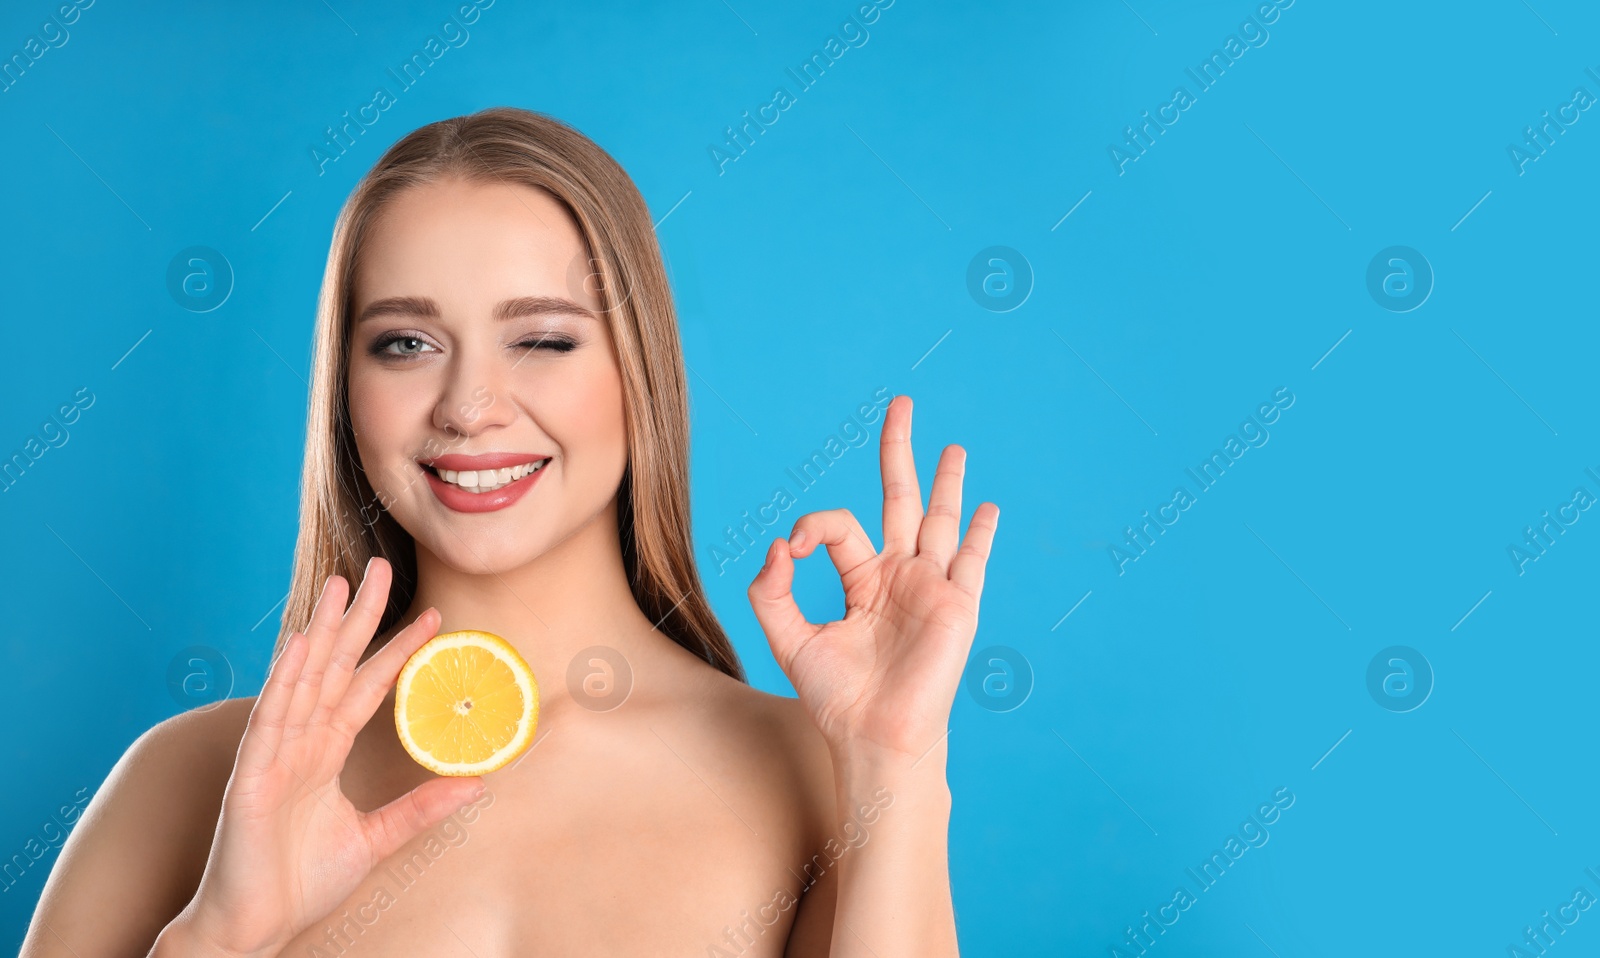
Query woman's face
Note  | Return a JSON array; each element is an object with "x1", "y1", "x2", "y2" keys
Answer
[{"x1": 347, "y1": 176, "x2": 628, "y2": 574}]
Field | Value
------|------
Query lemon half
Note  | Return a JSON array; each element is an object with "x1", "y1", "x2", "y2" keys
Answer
[{"x1": 394, "y1": 630, "x2": 538, "y2": 776}]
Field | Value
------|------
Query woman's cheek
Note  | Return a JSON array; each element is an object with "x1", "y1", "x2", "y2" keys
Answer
[
  {"x1": 348, "y1": 374, "x2": 413, "y2": 502},
  {"x1": 519, "y1": 356, "x2": 611, "y2": 431},
  {"x1": 567, "y1": 364, "x2": 626, "y2": 458}
]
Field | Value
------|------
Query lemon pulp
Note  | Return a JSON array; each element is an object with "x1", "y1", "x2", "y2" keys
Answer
[{"x1": 394, "y1": 630, "x2": 538, "y2": 776}]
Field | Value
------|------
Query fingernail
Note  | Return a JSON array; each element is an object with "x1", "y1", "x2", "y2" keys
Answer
[{"x1": 790, "y1": 530, "x2": 807, "y2": 552}]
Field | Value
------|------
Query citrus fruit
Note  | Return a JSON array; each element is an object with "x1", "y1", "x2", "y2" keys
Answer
[{"x1": 394, "y1": 630, "x2": 538, "y2": 776}]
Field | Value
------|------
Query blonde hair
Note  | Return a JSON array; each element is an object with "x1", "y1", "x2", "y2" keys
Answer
[{"x1": 273, "y1": 106, "x2": 744, "y2": 682}]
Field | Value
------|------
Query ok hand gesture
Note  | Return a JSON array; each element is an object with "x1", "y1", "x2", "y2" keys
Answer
[{"x1": 747, "y1": 395, "x2": 999, "y2": 764}]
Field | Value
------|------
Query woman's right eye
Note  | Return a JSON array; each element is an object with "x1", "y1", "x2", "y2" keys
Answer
[{"x1": 374, "y1": 334, "x2": 437, "y2": 357}]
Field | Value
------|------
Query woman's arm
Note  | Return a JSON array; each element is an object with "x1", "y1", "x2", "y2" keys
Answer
[
  {"x1": 18, "y1": 701, "x2": 249, "y2": 958},
  {"x1": 749, "y1": 394, "x2": 997, "y2": 957},
  {"x1": 823, "y1": 741, "x2": 957, "y2": 955},
  {"x1": 26, "y1": 561, "x2": 483, "y2": 958}
]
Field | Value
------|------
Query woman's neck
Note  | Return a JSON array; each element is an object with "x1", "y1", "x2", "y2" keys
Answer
[{"x1": 399, "y1": 497, "x2": 662, "y2": 702}]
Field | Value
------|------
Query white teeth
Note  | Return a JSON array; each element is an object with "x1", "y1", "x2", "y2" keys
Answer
[{"x1": 430, "y1": 459, "x2": 548, "y2": 494}]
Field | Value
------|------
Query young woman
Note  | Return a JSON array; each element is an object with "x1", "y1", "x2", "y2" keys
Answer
[{"x1": 21, "y1": 107, "x2": 998, "y2": 957}]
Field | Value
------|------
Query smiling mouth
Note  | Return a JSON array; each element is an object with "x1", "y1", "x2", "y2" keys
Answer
[{"x1": 423, "y1": 458, "x2": 550, "y2": 494}]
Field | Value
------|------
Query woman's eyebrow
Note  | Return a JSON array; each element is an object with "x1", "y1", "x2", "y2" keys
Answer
[{"x1": 355, "y1": 295, "x2": 598, "y2": 324}]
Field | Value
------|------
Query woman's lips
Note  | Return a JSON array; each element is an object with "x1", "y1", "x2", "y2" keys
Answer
[{"x1": 420, "y1": 454, "x2": 550, "y2": 514}]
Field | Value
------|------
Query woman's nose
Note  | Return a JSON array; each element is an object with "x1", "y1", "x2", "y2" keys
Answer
[{"x1": 432, "y1": 356, "x2": 516, "y2": 439}]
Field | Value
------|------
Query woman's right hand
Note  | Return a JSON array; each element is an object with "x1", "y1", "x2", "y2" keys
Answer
[{"x1": 166, "y1": 557, "x2": 485, "y2": 957}]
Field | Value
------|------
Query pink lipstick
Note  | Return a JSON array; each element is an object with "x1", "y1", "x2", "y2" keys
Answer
[{"x1": 420, "y1": 453, "x2": 550, "y2": 514}]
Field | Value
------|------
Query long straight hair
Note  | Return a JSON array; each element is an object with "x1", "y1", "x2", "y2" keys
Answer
[{"x1": 272, "y1": 107, "x2": 744, "y2": 682}]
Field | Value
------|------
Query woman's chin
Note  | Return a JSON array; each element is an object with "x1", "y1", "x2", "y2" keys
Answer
[
  {"x1": 432, "y1": 541, "x2": 534, "y2": 574},
  {"x1": 411, "y1": 530, "x2": 553, "y2": 577}
]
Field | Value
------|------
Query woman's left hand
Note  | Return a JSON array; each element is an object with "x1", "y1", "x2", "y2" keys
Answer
[{"x1": 747, "y1": 394, "x2": 999, "y2": 764}]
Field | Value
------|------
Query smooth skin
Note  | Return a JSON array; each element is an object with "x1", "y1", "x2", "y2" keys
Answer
[
  {"x1": 170, "y1": 584, "x2": 473, "y2": 956},
  {"x1": 19, "y1": 177, "x2": 997, "y2": 957}
]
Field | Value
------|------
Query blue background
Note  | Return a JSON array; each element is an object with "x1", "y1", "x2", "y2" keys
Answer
[{"x1": 2, "y1": 0, "x2": 1597, "y2": 953}]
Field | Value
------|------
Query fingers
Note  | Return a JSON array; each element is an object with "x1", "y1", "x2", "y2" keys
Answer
[
  {"x1": 916, "y1": 445, "x2": 966, "y2": 565},
  {"x1": 878, "y1": 395, "x2": 923, "y2": 555},
  {"x1": 283, "y1": 574, "x2": 351, "y2": 734},
  {"x1": 788, "y1": 508, "x2": 878, "y2": 580},
  {"x1": 747, "y1": 538, "x2": 818, "y2": 669},
  {"x1": 949, "y1": 502, "x2": 1000, "y2": 597},
  {"x1": 311, "y1": 558, "x2": 394, "y2": 726},
  {"x1": 363, "y1": 776, "x2": 485, "y2": 866},
  {"x1": 238, "y1": 632, "x2": 309, "y2": 775},
  {"x1": 331, "y1": 606, "x2": 442, "y2": 742}
]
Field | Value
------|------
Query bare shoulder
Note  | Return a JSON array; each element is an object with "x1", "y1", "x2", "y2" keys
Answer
[
  {"x1": 19, "y1": 697, "x2": 255, "y2": 958},
  {"x1": 697, "y1": 665, "x2": 835, "y2": 799}
]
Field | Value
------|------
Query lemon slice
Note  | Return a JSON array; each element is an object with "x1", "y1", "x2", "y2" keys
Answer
[{"x1": 394, "y1": 630, "x2": 538, "y2": 776}]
